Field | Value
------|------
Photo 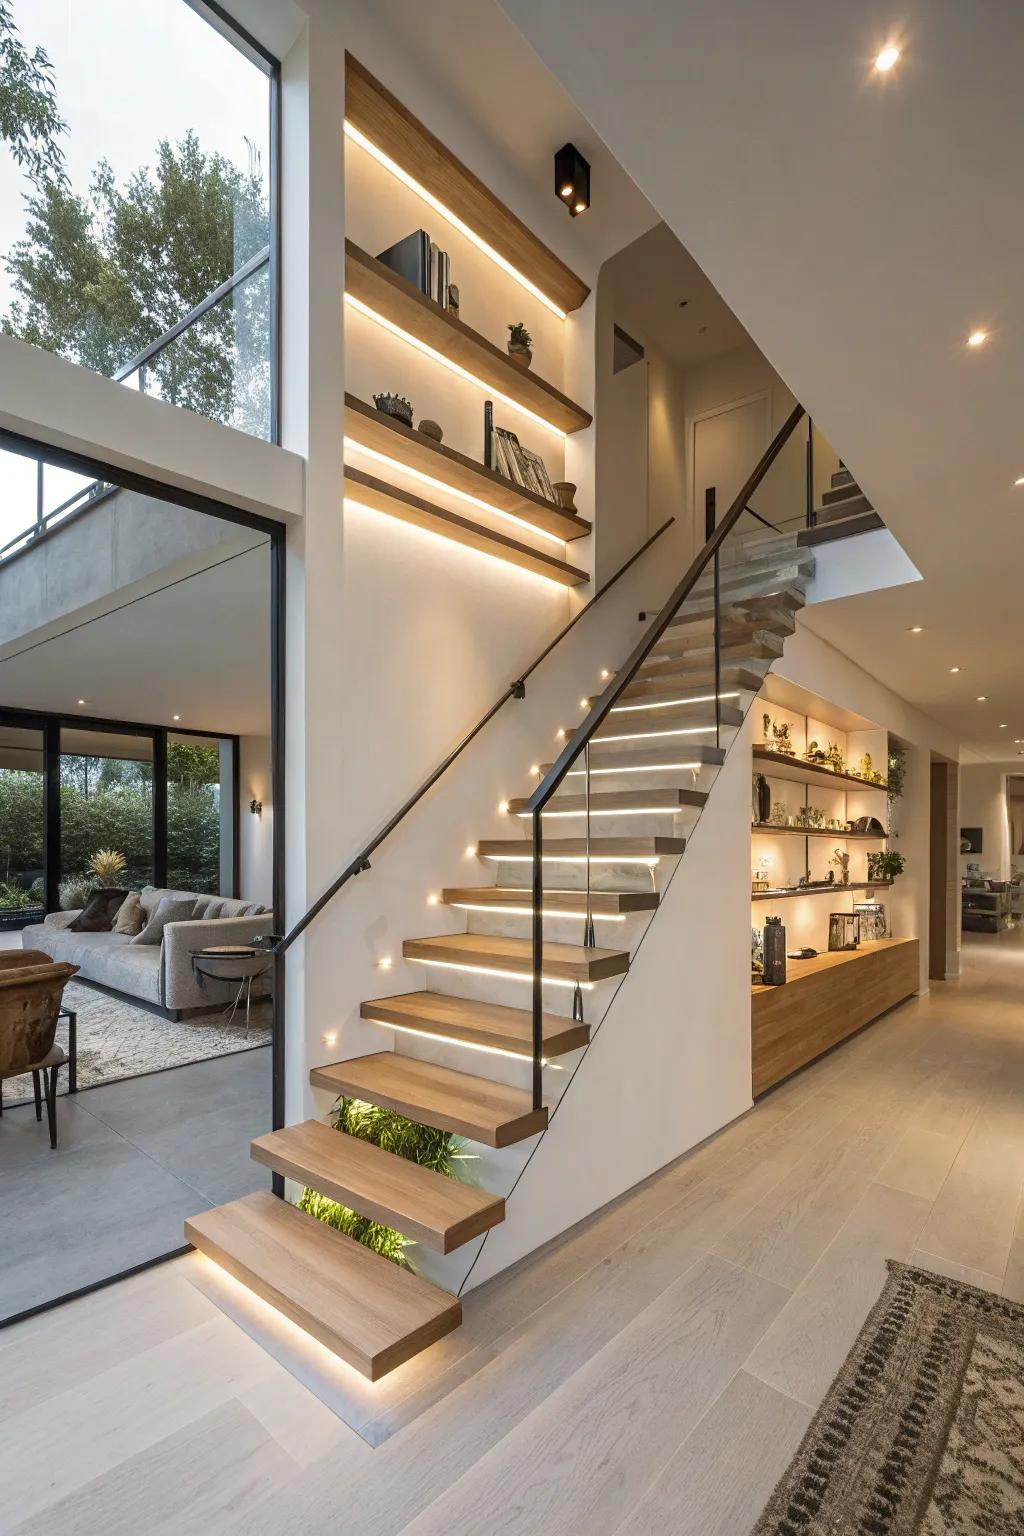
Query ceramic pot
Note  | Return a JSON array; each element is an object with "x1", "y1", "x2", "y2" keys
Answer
[
  {"x1": 418, "y1": 419, "x2": 443, "y2": 442},
  {"x1": 507, "y1": 342, "x2": 532, "y2": 369},
  {"x1": 373, "y1": 393, "x2": 413, "y2": 427},
  {"x1": 552, "y1": 481, "x2": 578, "y2": 512}
]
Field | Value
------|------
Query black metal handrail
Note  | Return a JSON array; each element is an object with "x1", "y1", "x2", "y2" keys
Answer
[
  {"x1": 525, "y1": 401, "x2": 806, "y2": 1108},
  {"x1": 274, "y1": 517, "x2": 676, "y2": 956}
]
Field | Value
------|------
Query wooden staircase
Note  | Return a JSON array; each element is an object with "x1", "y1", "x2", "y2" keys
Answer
[
  {"x1": 185, "y1": 534, "x2": 813, "y2": 1378},
  {"x1": 808, "y1": 467, "x2": 883, "y2": 537}
]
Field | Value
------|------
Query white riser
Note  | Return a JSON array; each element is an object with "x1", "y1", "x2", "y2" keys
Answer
[{"x1": 410, "y1": 962, "x2": 623, "y2": 1017}]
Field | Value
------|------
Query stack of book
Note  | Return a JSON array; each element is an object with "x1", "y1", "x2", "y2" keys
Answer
[
  {"x1": 376, "y1": 229, "x2": 452, "y2": 309},
  {"x1": 491, "y1": 426, "x2": 556, "y2": 502}
]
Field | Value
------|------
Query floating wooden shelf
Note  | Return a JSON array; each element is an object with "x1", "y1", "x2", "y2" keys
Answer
[
  {"x1": 751, "y1": 880, "x2": 893, "y2": 902},
  {"x1": 344, "y1": 466, "x2": 588, "y2": 587},
  {"x1": 753, "y1": 747, "x2": 889, "y2": 793},
  {"x1": 751, "y1": 823, "x2": 887, "y2": 840},
  {"x1": 344, "y1": 394, "x2": 590, "y2": 544},
  {"x1": 345, "y1": 56, "x2": 590, "y2": 317},
  {"x1": 345, "y1": 241, "x2": 592, "y2": 434}
]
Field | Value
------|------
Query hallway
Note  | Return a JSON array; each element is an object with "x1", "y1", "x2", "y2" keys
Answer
[{"x1": 2, "y1": 930, "x2": 1023, "y2": 1535}]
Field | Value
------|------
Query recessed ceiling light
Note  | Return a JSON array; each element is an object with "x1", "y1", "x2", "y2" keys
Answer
[
  {"x1": 967, "y1": 330, "x2": 988, "y2": 347},
  {"x1": 907, "y1": 625, "x2": 924, "y2": 634},
  {"x1": 1000, "y1": 723, "x2": 1008, "y2": 728},
  {"x1": 172, "y1": 714, "x2": 181, "y2": 721},
  {"x1": 1015, "y1": 477, "x2": 1024, "y2": 487},
  {"x1": 77, "y1": 698, "x2": 86, "y2": 705},
  {"x1": 874, "y1": 44, "x2": 901, "y2": 72},
  {"x1": 950, "y1": 666, "x2": 960, "y2": 673},
  {"x1": 977, "y1": 695, "x2": 988, "y2": 702}
]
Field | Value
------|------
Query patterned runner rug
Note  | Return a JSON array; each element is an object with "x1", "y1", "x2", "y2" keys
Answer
[{"x1": 753, "y1": 1261, "x2": 1024, "y2": 1534}]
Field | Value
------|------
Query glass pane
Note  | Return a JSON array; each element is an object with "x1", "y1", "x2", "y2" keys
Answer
[
  {"x1": 167, "y1": 733, "x2": 233, "y2": 895},
  {"x1": 0, "y1": 724, "x2": 45, "y2": 926},
  {"x1": 0, "y1": 443, "x2": 39, "y2": 555},
  {"x1": 59, "y1": 727, "x2": 154, "y2": 903},
  {"x1": 0, "y1": 0, "x2": 272, "y2": 439},
  {"x1": 140, "y1": 263, "x2": 271, "y2": 439}
]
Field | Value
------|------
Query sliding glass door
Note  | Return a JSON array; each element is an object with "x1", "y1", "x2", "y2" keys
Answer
[
  {"x1": 167, "y1": 732, "x2": 236, "y2": 896},
  {"x1": 0, "y1": 721, "x2": 45, "y2": 928},
  {"x1": 60, "y1": 727, "x2": 156, "y2": 900}
]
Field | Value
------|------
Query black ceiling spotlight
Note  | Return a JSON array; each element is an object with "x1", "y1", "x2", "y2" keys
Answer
[{"x1": 554, "y1": 142, "x2": 590, "y2": 217}]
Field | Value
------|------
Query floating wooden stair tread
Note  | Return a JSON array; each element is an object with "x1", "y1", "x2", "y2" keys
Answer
[
  {"x1": 752, "y1": 747, "x2": 889, "y2": 793},
  {"x1": 360, "y1": 990, "x2": 589, "y2": 1058},
  {"x1": 345, "y1": 396, "x2": 589, "y2": 543},
  {"x1": 249, "y1": 1120, "x2": 503, "y2": 1253},
  {"x1": 647, "y1": 632, "x2": 784, "y2": 666},
  {"x1": 752, "y1": 880, "x2": 893, "y2": 902},
  {"x1": 344, "y1": 466, "x2": 587, "y2": 587},
  {"x1": 442, "y1": 885, "x2": 659, "y2": 915},
  {"x1": 477, "y1": 836, "x2": 685, "y2": 865},
  {"x1": 593, "y1": 703, "x2": 743, "y2": 739},
  {"x1": 636, "y1": 648, "x2": 777, "y2": 684},
  {"x1": 663, "y1": 610, "x2": 796, "y2": 643},
  {"x1": 672, "y1": 587, "x2": 807, "y2": 626},
  {"x1": 185, "y1": 1190, "x2": 461, "y2": 1381},
  {"x1": 345, "y1": 56, "x2": 589, "y2": 317},
  {"x1": 541, "y1": 744, "x2": 724, "y2": 774},
  {"x1": 620, "y1": 668, "x2": 765, "y2": 703},
  {"x1": 822, "y1": 481, "x2": 868, "y2": 506},
  {"x1": 507, "y1": 788, "x2": 706, "y2": 815},
  {"x1": 402, "y1": 931, "x2": 629, "y2": 982},
  {"x1": 815, "y1": 497, "x2": 873, "y2": 525},
  {"x1": 310, "y1": 1052, "x2": 547, "y2": 1147},
  {"x1": 345, "y1": 242, "x2": 591, "y2": 434}
]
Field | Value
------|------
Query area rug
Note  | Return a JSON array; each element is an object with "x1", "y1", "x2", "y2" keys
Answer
[
  {"x1": 2, "y1": 978, "x2": 270, "y2": 1107},
  {"x1": 752, "y1": 1261, "x2": 1024, "y2": 1534}
]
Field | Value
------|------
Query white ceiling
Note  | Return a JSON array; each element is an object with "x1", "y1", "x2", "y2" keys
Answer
[
  {"x1": 498, "y1": 0, "x2": 1024, "y2": 760},
  {"x1": 0, "y1": 542, "x2": 271, "y2": 736},
  {"x1": 606, "y1": 223, "x2": 754, "y2": 370}
]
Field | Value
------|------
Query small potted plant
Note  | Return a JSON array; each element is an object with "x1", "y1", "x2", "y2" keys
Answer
[
  {"x1": 830, "y1": 847, "x2": 851, "y2": 885},
  {"x1": 867, "y1": 849, "x2": 906, "y2": 885},
  {"x1": 825, "y1": 743, "x2": 845, "y2": 774},
  {"x1": 507, "y1": 321, "x2": 533, "y2": 368}
]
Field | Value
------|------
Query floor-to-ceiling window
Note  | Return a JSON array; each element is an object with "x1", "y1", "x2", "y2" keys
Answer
[
  {"x1": 0, "y1": 0, "x2": 278, "y2": 560},
  {"x1": 0, "y1": 722, "x2": 45, "y2": 928},
  {"x1": 59, "y1": 727, "x2": 156, "y2": 899}
]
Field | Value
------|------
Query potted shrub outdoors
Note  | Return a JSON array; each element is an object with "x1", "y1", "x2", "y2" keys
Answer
[{"x1": 507, "y1": 321, "x2": 533, "y2": 368}]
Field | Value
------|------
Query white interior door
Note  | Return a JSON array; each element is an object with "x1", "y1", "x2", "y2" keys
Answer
[{"x1": 691, "y1": 395, "x2": 769, "y2": 545}]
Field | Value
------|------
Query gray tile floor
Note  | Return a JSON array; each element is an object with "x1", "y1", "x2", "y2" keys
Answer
[{"x1": 0, "y1": 1046, "x2": 271, "y2": 1322}]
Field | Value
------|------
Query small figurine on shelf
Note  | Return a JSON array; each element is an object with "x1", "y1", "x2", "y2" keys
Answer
[
  {"x1": 825, "y1": 743, "x2": 846, "y2": 774},
  {"x1": 795, "y1": 804, "x2": 825, "y2": 829},
  {"x1": 772, "y1": 721, "x2": 796, "y2": 756},
  {"x1": 762, "y1": 712, "x2": 773, "y2": 748},
  {"x1": 769, "y1": 801, "x2": 790, "y2": 826},
  {"x1": 830, "y1": 847, "x2": 851, "y2": 885},
  {"x1": 806, "y1": 739, "x2": 828, "y2": 765},
  {"x1": 859, "y1": 753, "x2": 885, "y2": 785}
]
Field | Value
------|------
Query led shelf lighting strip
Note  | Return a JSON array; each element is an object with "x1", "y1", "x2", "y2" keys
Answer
[
  {"x1": 344, "y1": 120, "x2": 569, "y2": 320},
  {"x1": 344, "y1": 292, "x2": 566, "y2": 441}
]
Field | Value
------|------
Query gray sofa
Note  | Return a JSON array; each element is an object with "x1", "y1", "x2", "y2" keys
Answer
[{"x1": 24, "y1": 886, "x2": 274, "y2": 1017}]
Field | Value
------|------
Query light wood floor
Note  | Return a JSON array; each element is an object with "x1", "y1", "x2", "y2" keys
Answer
[{"x1": 3, "y1": 928, "x2": 1024, "y2": 1536}]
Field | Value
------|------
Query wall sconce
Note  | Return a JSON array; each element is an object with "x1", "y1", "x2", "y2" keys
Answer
[
  {"x1": 249, "y1": 798, "x2": 263, "y2": 816},
  {"x1": 554, "y1": 142, "x2": 590, "y2": 217}
]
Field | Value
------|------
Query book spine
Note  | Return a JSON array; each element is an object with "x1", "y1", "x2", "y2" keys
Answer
[{"x1": 483, "y1": 401, "x2": 493, "y2": 468}]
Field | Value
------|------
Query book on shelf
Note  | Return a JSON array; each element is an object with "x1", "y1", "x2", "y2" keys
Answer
[
  {"x1": 377, "y1": 229, "x2": 450, "y2": 308},
  {"x1": 492, "y1": 427, "x2": 556, "y2": 502}
]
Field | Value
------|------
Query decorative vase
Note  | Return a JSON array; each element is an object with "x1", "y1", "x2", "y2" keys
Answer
[
  {"x1": 762, "y1": 916, "x2": 787, "y2": 985},
  {"x1": 753, "y1": 772, "x2": 771, "y2": 826},
  {"x1": 373, "y1": 393, "x2": 413, "y2": 427},
  {"x1": 507, "y1": 342, "x2": 532, "y2": 369},
  {"x1": 418, "y1": 418, "x2": 443, "y2": 442},
  {"x1": 552, "y1": 481, "x2": 577, "y2": 512}
]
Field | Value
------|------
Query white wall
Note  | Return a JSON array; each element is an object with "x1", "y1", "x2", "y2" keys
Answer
[
  {"x1": 239, "y1": 735, "x2": 274, "y2": 906},
  {"x1": 959, "y1": 763, "x2": 1011, "y2": 880}
]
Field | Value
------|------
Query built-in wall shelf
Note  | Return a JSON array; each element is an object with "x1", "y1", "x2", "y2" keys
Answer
[
  {"x1": 345, "y1": 241, "x2": 592, "y2": 435},
  {"x1": 752, "y1": 823, "x2": 886, "y2": 840},
  {"x1": 345, "y1": 55, "x2": 590, "y2": 317},
  {"x1": 344, "y1": 393, "x2": 591, "y2": 543},
  {"x1": 344, "y1": 465, "x2": 588, "y2": 587},
  {"x1": 753, "y1": 747, "x2": 889, "y2": 794},
  {"x1": 752, "y1": 880, "x2": 893, "y2": 902}
]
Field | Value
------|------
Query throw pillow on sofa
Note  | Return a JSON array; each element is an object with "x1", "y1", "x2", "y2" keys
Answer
[
  {"x1": 112, "y1": 890, "x2": 145, "y2": 936},
  {"x1": 69, "y1": 888, "x2": 129, "y2": 933},
  {"x1": 131, "y1": 896, "x2": 197, "y2": 946}
]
